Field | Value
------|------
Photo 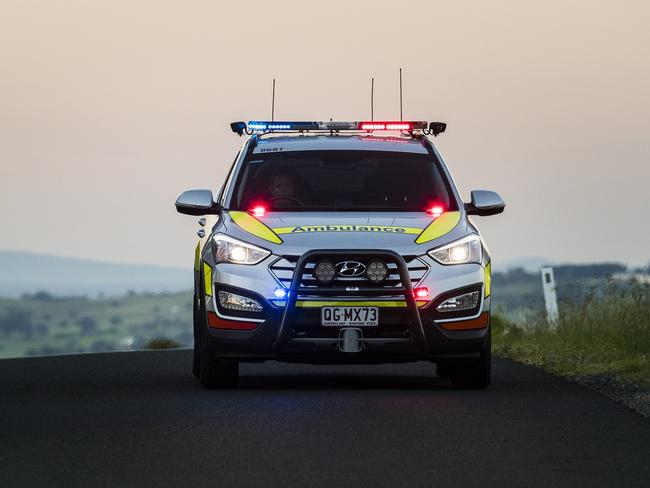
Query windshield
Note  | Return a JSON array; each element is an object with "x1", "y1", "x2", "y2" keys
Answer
[{"x1": 232, "y1": 150, "x2": 456, "y2": 212}]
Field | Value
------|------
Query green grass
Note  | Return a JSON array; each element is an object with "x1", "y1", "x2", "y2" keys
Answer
[
  {"x1": 493, "y1": 282, "x2": 650, "y2": 385},
  {"x1": 0, "y1": 292, "x2": 193, "y2": 358}
]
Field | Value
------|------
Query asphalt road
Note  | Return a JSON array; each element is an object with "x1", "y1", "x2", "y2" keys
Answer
[{"x1": 1, "y1": 351, "x2": 649, "y2": 487}]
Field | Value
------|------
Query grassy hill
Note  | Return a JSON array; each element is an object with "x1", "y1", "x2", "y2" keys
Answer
[{"x1": 0, "y1": 291, "x2": 192, "y2": 358}]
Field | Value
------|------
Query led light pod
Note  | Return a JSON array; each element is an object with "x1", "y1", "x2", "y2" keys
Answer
[
  {"x1": 366, "y1": 260, "x2": 388, "y2": 283},
  {"x1": 313, "y1": 260, "x2": 336, "y2": 285}
]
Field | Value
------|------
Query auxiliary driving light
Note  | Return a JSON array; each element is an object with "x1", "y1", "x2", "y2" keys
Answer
[
  {"x1": 366, "y1": 260, "x2": 388, "y2": 283},
  {"x1": 436, "y1": 291, "x2": 480, "y2": 312},
  {"x1": 218, "y1": 291, "x2": 263, "y2": 312},
  {"x1": 313, "y1": 260, "x2": 336, "y2": 284}
]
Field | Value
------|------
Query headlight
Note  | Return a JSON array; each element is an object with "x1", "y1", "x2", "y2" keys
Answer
[
  {"x1": 212, "y1": 234, "x2": 270, "y2": 265},
  {"x1": 427, "y1": 235, "x2": 482, "y2": 265}
]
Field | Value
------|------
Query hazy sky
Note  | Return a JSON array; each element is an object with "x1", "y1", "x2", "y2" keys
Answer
[{"x1": 1, "y1": 0, "x2": 648, "y2": 268}]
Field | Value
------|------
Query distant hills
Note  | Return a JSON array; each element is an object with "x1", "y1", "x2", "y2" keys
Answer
[
  {"x1": 0, "y1": 250, "x2": 643, "y2": 299},
  {"x1": 498, "y1": 256, "x2": 551, "y2": 273},
  {"x1": 0, "y1": 251, "x2": 191, "y2": 298}
]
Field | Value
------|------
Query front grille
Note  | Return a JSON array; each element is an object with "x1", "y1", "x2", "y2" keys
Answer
[{"x1": 269, "y1": 255, "x2": 428, "y2": 290}]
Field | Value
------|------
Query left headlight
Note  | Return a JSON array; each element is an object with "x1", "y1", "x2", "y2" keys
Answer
[
  {"x1": 212, "y1": 234, "x2": 271, "y2": 265},
  {"x1": 427, "y1": 235, "x2": 482, "y2": 265}
]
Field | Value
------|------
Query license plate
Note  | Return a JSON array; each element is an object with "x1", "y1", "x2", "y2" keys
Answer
[{"x1": 321, "y1": 306, "x2": 378, "y2": 327}]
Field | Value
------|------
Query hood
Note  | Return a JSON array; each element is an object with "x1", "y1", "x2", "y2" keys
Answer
[{"x1": 222, "y1": 211, "x2": 468, "y2": 255}]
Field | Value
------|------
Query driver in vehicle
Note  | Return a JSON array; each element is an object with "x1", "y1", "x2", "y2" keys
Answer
[{"x1": 268, "y1": 172, "x2": 299, "y2": 207}]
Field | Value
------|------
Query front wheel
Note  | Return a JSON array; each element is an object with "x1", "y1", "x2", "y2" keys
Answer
[
  {"x1": 198, "y1": 327, "x2": 239, "y2": 389},
  {"x1": 439, "y1": 330, "x2": 491, "y2": 389},
  {"x1": 196, "y1": 282, "x2": 239, "y2": 389}
]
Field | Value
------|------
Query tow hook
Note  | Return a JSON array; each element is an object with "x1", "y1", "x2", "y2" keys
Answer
[{"x1": 339, "y1": 328, "x2": 363, "y2": 353}]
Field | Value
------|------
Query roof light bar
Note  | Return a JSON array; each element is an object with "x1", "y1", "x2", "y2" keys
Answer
[{"x1": 242, "y1": 120, "x2": 430, "y2": 133}]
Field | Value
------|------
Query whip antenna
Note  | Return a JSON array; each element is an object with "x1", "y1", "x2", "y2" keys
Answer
[
  {"x1": 371, "y1": 78, "x2": 374, "y2": 121},
  {"x1": 399, "y1": 68, "x2": 403, "y2": 121},
  {"x1": 271, "y1": 78, "x2": 276, "y2": 121}
]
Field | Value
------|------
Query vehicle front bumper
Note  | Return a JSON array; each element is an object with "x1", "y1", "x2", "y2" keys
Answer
[{"x1": 203, "y1": 251, "x2": 490, "y2": 363}]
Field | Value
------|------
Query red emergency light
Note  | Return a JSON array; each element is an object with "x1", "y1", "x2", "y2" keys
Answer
[
  {"x1": 250, "y1": 205, "x2": 266, "y2": 218},
  {"x1": 413, "y1": 287, "x2": 429, "y2": 299},
  {"x1": 426, "y1": 205, "x2": 444, "y2": 218}
]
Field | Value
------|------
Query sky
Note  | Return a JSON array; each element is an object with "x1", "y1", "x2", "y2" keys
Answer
[{"x1": 1, "y1": 0, "x2": 648, "y2": 269}]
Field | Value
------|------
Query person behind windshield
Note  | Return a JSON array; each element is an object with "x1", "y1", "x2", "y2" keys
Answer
[{"x1": 267, "y1": 171, "x2": 303, "y2": 207}]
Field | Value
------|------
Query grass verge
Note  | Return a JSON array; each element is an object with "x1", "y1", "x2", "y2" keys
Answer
[{"x1": 492, "y1": 282, "x2": 650, "y2": 385}]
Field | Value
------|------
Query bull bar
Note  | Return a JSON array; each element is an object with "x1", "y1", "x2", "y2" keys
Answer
[{"x1": 271, "y1": 249, "x2": 429, "y2": 353}]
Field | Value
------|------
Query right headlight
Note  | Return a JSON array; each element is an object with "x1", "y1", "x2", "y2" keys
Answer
[
  {"x1": 427, "y1": 235, "x2": 482, "y2": 265},
  {"x1": 211, "y1": 234, "x2": 270, "y2": 265}
]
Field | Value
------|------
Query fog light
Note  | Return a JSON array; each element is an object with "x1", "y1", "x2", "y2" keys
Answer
[
  {"x1": 366, "y1": 260, "x2": 388, "y2": 283},
  {"x1": 218, "y1": 291, "x2": 263, "y2": 312},
  {"x1": 436, "y1": 291, "x2": 480, "y2": 312},
  {"x1": 313, "y1": 260, "x2": 336, "y2": 284}
]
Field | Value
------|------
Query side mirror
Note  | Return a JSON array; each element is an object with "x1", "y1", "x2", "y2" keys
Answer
[
  {"x1": 175, "y1": 189, "x2": 220, "y2": 216},
  {"x1": 465, "y1": 190, "x2": 505, "y2": 216}
]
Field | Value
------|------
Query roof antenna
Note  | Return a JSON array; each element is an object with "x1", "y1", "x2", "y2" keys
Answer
[
  {"x1": 371, "y1": 77, "x2": 374, "y2": 121},
  {"x1": 399, "y1": 68, "x2": 403, "y2": 121},
  {"x1": 271, "y1": 78, "x2": 276, "y2": 122}
]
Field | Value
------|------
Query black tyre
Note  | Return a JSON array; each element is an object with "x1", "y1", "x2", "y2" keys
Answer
[
  {"x1": 449, "y1": 331, "x2": 491, "y2": 389},
  {"x1": 196, "y1": 271, "x2": 239, "y2": 389},
  {"x1": 198, "y1": 324, "x2": 239, "y2": 389}
]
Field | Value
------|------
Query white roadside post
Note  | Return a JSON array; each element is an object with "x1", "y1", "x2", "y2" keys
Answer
[{"x1": 541, "y1": 267, "x2": 559, "y2": 328}]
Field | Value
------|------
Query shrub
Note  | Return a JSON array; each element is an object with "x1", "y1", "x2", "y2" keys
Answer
[{"x1": 144, "y1": 337, "x2": 181, "y2": 350}]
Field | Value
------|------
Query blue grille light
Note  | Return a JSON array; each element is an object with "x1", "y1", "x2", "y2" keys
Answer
[{"x1": 273, "y1": 287, "x2": 287, "y2": 299}]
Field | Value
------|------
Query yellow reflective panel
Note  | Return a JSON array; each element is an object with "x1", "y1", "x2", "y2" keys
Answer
[
  {"x1": 203, "y1": 262, "x2": 212, "y2": 296},
  {"x1": 415, "y1": 211, "x2": 461, "y2": 244},
  {"x1": 229, "y1": 211, "x2": 282, "y2": 244},
  {"x1": 295, "y1": 300, "x2": 428, "y2": 308},
  {"x1": 484, "y1": 262, "x2": 491, "y2": 297},
  {"x1": 194, "y1": 242, "x2": 200, "y2": 272},
  {"x1": 273, "y1": 225, "x2": 423, "y2": 235}
]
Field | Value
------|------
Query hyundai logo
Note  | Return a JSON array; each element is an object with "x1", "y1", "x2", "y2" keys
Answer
[{"x1": 336, "y1": 261, "x2": 366, "y2": 277}]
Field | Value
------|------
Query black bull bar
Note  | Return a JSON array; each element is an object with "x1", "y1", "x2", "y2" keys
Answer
[{"x1": 271, "y1": 250, "x2": 429, "y2": 353}]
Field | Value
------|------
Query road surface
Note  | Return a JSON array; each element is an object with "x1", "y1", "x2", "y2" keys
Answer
[{"x1": 1, "y1": 350, "x2": 649, "y2": 487}]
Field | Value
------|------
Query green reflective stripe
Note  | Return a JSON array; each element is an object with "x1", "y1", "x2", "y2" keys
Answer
[
  {"x1": 273, "y1": 225, "x2": 423, "y2": 235},
  {"x1": 484, "y1": 262, "x2": 491, "y2": 297},
  {"x1": 203, "y1": 263, "x2": 212, "y2": 296},
  {"x1": 415, "y1": 211, "x2": 461, "y2": 244},
  {"x1": 295, "y1": 300, "x2": 428, "y2": 308},
  {"x1": 229, "y1": 211, "x2": 282, "y2": 244},
  {"x1": 194, "y1": 242, "x2": 200, "y2": 272}
]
